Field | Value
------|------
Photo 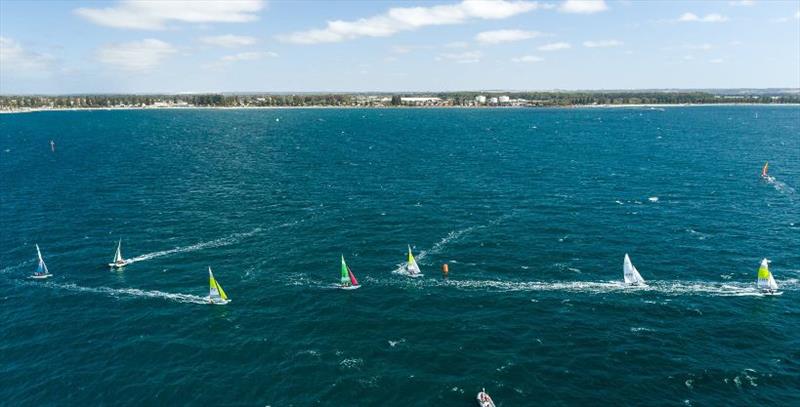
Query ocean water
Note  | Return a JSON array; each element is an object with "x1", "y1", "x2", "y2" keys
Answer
[{"x1": 1, "y1": 106, "x2": 798, "y2": 406}]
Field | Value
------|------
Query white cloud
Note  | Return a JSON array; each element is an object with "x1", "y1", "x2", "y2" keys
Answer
[
  {"x1": 538, "y1": 41, "x2": 571, "y2": 51},
  {"x1": 96, "y1": 39, "x2": 175, "y2": 72},
  {"x1": 678, "y1": 12, "x2": 729, "y2": 23},
  {"x1": 583, "y1": 39, "x2": 622, "y2": 48},
  {"x1": 0, "y1": 37, "x2": 55, "y2": 75},
  {"x1": 220, "y1": 51, "x2": 278, "y2": 62},
  {"x1": 278, "y1": 0, "x2": 539, "y2": 44},
  {"x1": 709, "y1": 58, "x2": 724, "y2": 64},
  {"x1": 200, "y1": 34, "x2": 257, "y2": 48},
  {"x1": 728, "y1": 0, "x2": 754, "y2": 6},
  {"x1": 559, "y1": 0, "x2": 608, "y2": 14},
  {"x1": 511, "y1": 55, "x2": 543, "y2": 62},
  {"x1": 444, "y1": 41, "x2": 470, "y2": 48},
  {"x1": 75, "y1": 0, "x2": 265, "y2": 30},
  {"x1": 475, "y1": 29, "x2": 543, "y2": 44},
  {"x1": 437, "y1": 51, "x2": 482, "y2": 63}
]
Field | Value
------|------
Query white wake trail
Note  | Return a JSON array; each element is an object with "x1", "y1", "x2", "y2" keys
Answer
[
  {"x1": 126, "y1": 227, "x2": 262, "y2": 264},
  {"x1": 34, "y1": 281, "x2": 209, "y2": 304}
]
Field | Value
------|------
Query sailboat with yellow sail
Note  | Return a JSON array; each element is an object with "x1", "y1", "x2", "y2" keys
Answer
[
  {"x1": 207, "y1": 267, "x2": 230, "y2": 305},
  {"x1": 405, "y1": 245, "x2": 423, "y2": 278},
  {"x1": 756, "y1": 258, "x2": 780, "y2": 295}
]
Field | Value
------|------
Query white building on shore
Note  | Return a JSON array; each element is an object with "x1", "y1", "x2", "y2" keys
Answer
[{"x1": 475, "y1": 95, "x2": 486, "y2": 104}]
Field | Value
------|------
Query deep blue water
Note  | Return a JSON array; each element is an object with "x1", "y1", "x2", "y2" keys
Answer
[{"x1": 1, "y1": 106, "x2": 798, "y2": 406}]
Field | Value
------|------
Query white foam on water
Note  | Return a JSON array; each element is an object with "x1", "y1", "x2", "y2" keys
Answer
[
  {"x1": 648, "y1": 196, "x2": 659, "y2": 202},
  {"x1": 388, "y1": 338, "x2": 406, "y2": 347},
  {"x1": 126, "y1": 227, "x2": 262, "y2": 264},
  {"x1": 765, "y1": 176, "x2": 796, "y2": 195},
  {"x1": 26, "y1": 281, "x2": 209, "y2": 304},
  {"x1": 389, "y1": 277, "x2": 797, "y2": 297}
]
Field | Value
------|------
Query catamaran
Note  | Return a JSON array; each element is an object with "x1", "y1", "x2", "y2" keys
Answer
[
  {"x1": 623, "y1": 253, "x2": 646, "y2": 285},
  {"x1": 108, "y1": 239, "x2": 128, "y2": 268},
  {"x1": 476, "y1": 388, "x2": 496, "y2": 407},
  {"x1": 31, "y1": 244, "x2": 52, "y2": 279},
  {"x1": 757, "y1": 258, "x2": 779, "y2": 294},
  {"x1": 406, "y1": 245, "x2": 423, "y2": 278},
  {"x1": 761, "y1": 162, "x2": 769, "y2": 178},
  {"x1": 340, "y1": 255, "x2": 360, "y2": 290},
  {"x1": 207, "y1": 267, "x2": 230, "y2": 305}
]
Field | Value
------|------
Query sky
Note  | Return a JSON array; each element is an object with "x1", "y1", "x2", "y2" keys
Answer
[{"x1": 0, "y1": 0, "x2": 799, "y2": 94}]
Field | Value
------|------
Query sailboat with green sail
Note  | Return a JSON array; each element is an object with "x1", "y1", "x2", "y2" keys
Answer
[
  {"x1": 405, "y1": 245, "x2": 423, "y2": 278},
  {"x1": 207, "y1": 267, "x2": 230, "y2": 304},
  {"x1": 340, "y1": 255, "x2": 360, "y2": 290},
  {"x1": 756, "y1": 258, "x2": 779, "y2": 294}
]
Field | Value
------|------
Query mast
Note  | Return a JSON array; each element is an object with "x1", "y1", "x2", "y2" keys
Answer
[
  {"x1": 623, "y1": 254, "x2": 645, "y2": 284},
  {"x1": 114, "y1": 239, "x2": 122, "y2": 263}
]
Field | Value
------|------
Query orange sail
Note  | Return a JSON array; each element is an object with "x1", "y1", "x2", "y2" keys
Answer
[{"x1": 761, "y1": 162, "x2": 768, "y2": 178}]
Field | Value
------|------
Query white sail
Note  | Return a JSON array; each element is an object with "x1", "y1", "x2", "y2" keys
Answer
[
  {"x1": 34, "y1": 244, "x2": 50, "y2": 277},
  {"x1": 113, "y1": 240, "x2": 123, "y2": 263},
  {"x1": 623, "y1": 253, "x2": 645, "y2": 285}
]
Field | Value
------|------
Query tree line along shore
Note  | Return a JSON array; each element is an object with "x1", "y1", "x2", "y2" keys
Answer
[{"x1": 1, "y1": 91, "x2": 798, "y2": 112}]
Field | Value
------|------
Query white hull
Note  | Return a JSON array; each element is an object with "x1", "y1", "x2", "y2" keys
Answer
[
  {"x1": 760, "y1": 289, "x2": 782, "y2": 296},
  {"x1": 30, "y1": 274, "x2": 52, "y2": 280},
  {"x1": 476, "y1": 391, "x2": 496, "y2": 407},
  {"x1": 108, "y1": 261, "x2": 128, "y2": 268},
  {"x1": 407, "y1": 273, "x2": 424, "y2": 278},
  {"x1": 340, "y1": 284, "x2": 361, "y2": 290},
  {"x1": 207, "y1": 297, "x2": 230, "y2": 305}
]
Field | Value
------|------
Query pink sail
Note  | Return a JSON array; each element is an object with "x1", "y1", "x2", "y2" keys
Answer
[{"x1": 348, "y1": 269, "x2": 359, "y2": 286}]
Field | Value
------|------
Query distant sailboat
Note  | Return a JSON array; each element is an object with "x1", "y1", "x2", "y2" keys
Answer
[
  {"x1": 761, "y1": 162, "x2": 769, "y2": 178},
  {"x1": 340, "y1": 255, "x2": 360, "y2": 290},
  {"x1": 108, "y1": 239, "x2": 128, "y2": 268},
  {"x1": 207, "y1": 267, "x2": 230, "y2": 305},
  {"x1": 623, "y1": 253, "x2": 646, "y2": 285},
  {"x1": 406, "y1": 245, "x2": 423, "y2": 278},
  {"x1": 756, "y1": 258, "x2": 779, "y2": 294},
  {"x1": 31, "y1": 244, "x2": 52, "y2": 279}
]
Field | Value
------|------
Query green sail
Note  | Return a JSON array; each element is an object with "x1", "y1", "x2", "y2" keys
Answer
[{"x1": 341, "y1": 255, "x2": 350, "y2": 285}]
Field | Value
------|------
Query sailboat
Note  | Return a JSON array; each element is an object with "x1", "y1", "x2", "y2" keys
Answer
[
  {"x1": 406, "y1": 245, "x2": 423, "y2": 278},
  {"x1": 340, "y1": 255, "x2": 360, "y2": 290},
  {"x1": 476, "y1": 388, "x2": 496, "y2": 407},
  {"x1": 108, "y1": 239, "x2": 128, "y2": 268},
  {"x1": 757, "y1": 258, "x2": 779, "y2": 294},
  {"x1": 623, "y1": 253, "x2": 646, "y2": 285},
  {"x1": 761, "y1": 162, "x2": 769, "y2": 178},
  {"x1": 31, "y1": 244, "x2": 52, "y2": 279},
  {"x1": 207, "y1": 267, "x2": 230, "y2": 305}
]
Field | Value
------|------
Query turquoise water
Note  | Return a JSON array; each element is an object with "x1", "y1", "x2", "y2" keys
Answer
[{"x1": 1, "y1": 107, "x2": 798, "y2": 406}]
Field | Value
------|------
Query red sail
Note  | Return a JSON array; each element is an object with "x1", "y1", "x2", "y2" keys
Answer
[{"x1": 348, "y1": 269, "x2": 359, "y2": 286}]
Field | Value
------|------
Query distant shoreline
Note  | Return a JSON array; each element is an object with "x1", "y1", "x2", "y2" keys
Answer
[{"x1": 2, "y1": 103, "x2": 799, "y2": 115}]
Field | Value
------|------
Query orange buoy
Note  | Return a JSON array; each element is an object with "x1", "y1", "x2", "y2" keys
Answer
[{"x1": 442, "y1": 263, "x2": 449, "y2": 276}]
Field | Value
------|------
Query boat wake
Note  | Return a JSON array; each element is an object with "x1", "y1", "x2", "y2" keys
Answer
[
  {"x1": 764, "y1": 176, "x2": 796, "y2": 194},
  {"x1": 366, "y1": 276, "x2": 798, "y2": 297},
  {"x1": 30, "y1": 281, "x2": 209, "y2": 304},
  {"x1": 126, "y1": 227, "x2": 262, "y2": 264},
  {"x1": 391, "y1": 215, "x2": 511, "y2": 276}
]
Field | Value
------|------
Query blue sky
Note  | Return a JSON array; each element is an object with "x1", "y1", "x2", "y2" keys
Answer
[{"x1": 1, "y1": 0, "x2": 798, "y2": 94}]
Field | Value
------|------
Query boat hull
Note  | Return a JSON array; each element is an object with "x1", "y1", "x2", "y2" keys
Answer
[
  {"x1": 340, "y1": 285, "x2": 361, "y2": 290},
  {"x1": 30, "y1": 274, "x2": 52, "y2": 280},
  {"x1": 406, "y1": 273, "x2": 424, "y2": 278},
  {"x1": 476, "y1": 392, "x2": 496, "y2": 407},
  {"x1": 108, "y1": 262, "x2": 128, "y2": 268},
  {"x1": 207, "y1": 297, "x2": 230, "y2": 305}
]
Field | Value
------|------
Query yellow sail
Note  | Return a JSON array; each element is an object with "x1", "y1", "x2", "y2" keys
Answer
[
  {"x1": 408, "y1": 245, "x2": 415, "y2": 265},
  {"x1": 215, "y1": 278, "x2": 229, "y2": 300}
]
